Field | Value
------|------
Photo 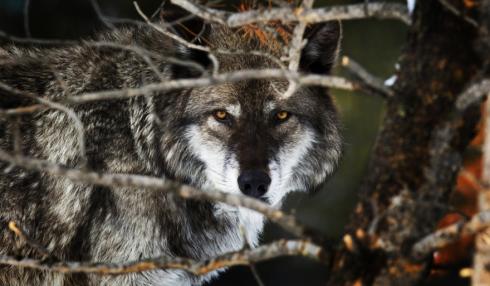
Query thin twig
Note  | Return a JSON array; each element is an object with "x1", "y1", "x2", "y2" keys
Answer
[
  {"x1": 250, "y1": 264, "x2": 266, "y2": 286},
  {"x1": 341, "y1": 56, "x2": 393, "y2": 98},
  {"x1": 151, "y1": 0, "x2": 168, "y2": 20},
  {"x1": 37, "y1": 98, "x2": 87, "y2": 166},
  {"x1": 169, "y1": 0, "x2": 228, "y2": 25},
  {"x1": 438, "y1": 0, "x2": 478, "y2": 28},
  {"x1": 90, "y1": 0, "x2": 117, "y2": 30},
  {"x1": 0, "y1": 105, "x2": 46, "y2": 116},
  {"x1": 8, "y1": 222, "x2": 51, "y2": 258},
  {"x1": 133, "y1": 1, "x2": 220, "y2": 74},
  {"x1": 86, "y1": 41, "x2": 207, "y2": 79},
  {"x1": 238, "y1": 225, "x2": 266, "y2": 286},
  {"x1": 0, "y1": 82, "x2": 87, "y2": 165},
  {"x1": 0, "y1": 30, "x2": 76, "y2": 46},
  {"x1": 23, "y1": 0, "x2": 31, "y2": 38}
]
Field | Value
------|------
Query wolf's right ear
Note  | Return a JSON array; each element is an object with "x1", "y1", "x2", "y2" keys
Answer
[
  {"x1": 159, "y1": 2, "x2": 212, "y2": 69},
  {"x1": 300, "y1": 21, "x2": 342, "y2": 75}
]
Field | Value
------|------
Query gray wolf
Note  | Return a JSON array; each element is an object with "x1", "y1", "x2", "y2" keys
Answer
[{"x1": 0, "y1": 10, "x2": 342, "y2": 286}]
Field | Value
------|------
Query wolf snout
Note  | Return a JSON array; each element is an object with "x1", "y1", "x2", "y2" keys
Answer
[{"x1": 237, "y1": 170, "x2": 271, "y2": 199}]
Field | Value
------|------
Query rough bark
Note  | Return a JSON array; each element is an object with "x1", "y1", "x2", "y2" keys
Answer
[{"x1": 328, "y1": 1, "x2": 483, "y2": 285}]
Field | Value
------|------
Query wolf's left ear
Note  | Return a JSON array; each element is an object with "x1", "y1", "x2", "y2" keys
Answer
[{"x1": 300, "y1": 21, "x2": 341, "y2": 74}]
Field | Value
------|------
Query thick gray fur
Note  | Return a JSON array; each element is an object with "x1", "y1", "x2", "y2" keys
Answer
[{"x1": 0, "y1": 20, "x2": 342, "y2": 286}]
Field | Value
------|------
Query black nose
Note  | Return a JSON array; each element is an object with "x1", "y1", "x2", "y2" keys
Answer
[{"x1": 237, "y1": 170, "x2": 271, "y2": 199}]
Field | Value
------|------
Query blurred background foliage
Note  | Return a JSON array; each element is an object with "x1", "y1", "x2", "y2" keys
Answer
[{"x1": 0, "y1": 0, "x2": 407, "y2": 285}]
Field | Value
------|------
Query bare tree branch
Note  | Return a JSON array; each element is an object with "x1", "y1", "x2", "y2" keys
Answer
[
  {"x1": 170, "y1": 1, "x2": 412, "y2": 26},
  {"x1": 0, "y1": 70, "x2": 357, "y2": 107},
  {"x1": 0, "y1": 239, "x2": 324, "y2": 275},
  {"x1": 287, "y1": 0, "x2": 313, "y2": 72},
  {"x1": 0, "y1": 149, "x2": 314, "y2": 240},
  {"x1": 411, "y1": 211, "x2": 490, "y2": 260},
  {"x1": 66, "y1": 70, "x2": 357, "y2": 104}
]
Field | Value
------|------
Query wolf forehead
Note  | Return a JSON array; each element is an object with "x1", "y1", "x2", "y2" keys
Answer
[
  {"x1": 174, "y1": 22, "x2": 341, "y2": 120},
  {"x1": 184, "y1": 79, "x2": 332, "y2": 120}
]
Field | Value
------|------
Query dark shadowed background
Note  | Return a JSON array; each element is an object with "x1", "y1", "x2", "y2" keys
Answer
[{"x1": 0, "y1": 0, "x2": 407, "y2": 285}]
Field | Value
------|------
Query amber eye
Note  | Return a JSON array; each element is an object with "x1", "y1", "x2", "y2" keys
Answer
[
  {"x1": 213, "y1": 110, "x2": 228, "y2": 121},
  {"x1": 275, "y1": 111, "x2": 290, "y2": 122}
]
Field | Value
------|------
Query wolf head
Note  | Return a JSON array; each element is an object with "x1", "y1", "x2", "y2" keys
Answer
[{"x1": 151, "y1": 19, "x2": 342, "y2": 208}]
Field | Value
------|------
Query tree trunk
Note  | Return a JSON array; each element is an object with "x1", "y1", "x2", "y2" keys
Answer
[{"x1": 328, "y1": 1, "x2": 483, "y2": 285}]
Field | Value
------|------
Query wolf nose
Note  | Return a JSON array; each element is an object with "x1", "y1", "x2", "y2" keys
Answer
[{"x1": 237, "y1": 170, "x2": 271, "y2": 199}]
